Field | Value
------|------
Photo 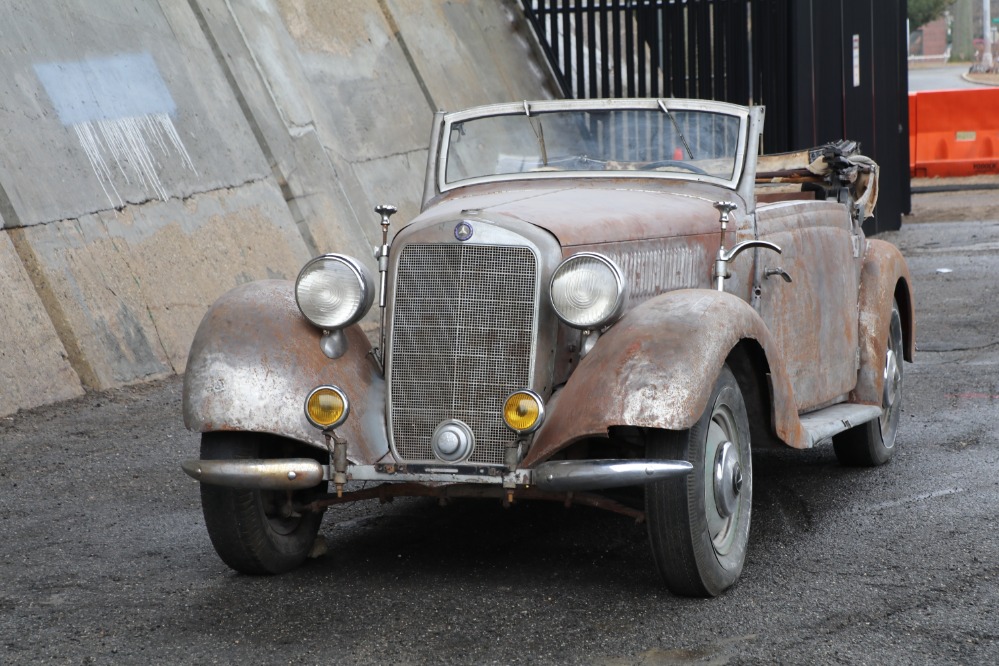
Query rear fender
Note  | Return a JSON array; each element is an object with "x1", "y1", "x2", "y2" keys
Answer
[
  {"x1": 525, "y1": 289, "x2": 809, "y2": 466},
  {"x1": 182, "y1": 280, "x2": 389, "y2": 463},
  {"x1": 850, "y1": 239, "x2": 915, "y2": 405}
]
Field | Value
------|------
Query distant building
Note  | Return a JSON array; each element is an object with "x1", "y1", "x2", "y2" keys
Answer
[{"x1": 910, "y1": 16, "x2": 949, "y2": 61}]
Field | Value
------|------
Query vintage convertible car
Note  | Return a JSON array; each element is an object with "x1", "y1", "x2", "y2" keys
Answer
[{"x1": 181, "y1": 98, "x2": 914, "y2": 597}]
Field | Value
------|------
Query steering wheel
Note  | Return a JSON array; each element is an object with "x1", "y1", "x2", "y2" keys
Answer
[{"x1": 640, "y1": 159, "x2": 708, "y2": 175}]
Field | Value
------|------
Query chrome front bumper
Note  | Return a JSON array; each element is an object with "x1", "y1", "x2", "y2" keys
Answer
[{"x1": 181, "y1": 458, "x2": 693, "y2": 492}]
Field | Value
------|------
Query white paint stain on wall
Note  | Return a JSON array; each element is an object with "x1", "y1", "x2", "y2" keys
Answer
[
  {"x1": 72, "y1": 113, "x2": 197, "y2": 206},
  {"x1": 35, "y1": 52, "x2": 197, "y2": 208}
]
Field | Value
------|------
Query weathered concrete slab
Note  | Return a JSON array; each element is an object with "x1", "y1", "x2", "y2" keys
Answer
[
  {"x1": 0, "y1": 1, "x2": 269, "y2": 226},
  {"x1": 0, "y1": 231, "x2": 84, "y2": 416},
  {"x1": 261, "y1": 0, "x2": 556, "y2": 235},
  {"x1": 0, "y1": 0, "x2": 557, "y2": 407},
  {"x1": 387, "y1": 0, "x2": 559, "y2": 111},
  {"x1": 14, "y1": 181, "x2": 310, "y2": 390}
]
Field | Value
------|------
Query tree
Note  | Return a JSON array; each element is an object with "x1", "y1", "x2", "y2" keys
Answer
[{"x1": 909, "y1": 0, "x2": 953, "y2": 29}]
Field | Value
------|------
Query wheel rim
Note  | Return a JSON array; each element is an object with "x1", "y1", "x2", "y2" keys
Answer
[
  {"x1": 880, "y1": 307, "x2": 904, "y2": 446},
  {"x1": 261, "y1": 490, "x2": 306, "y2": 536},
  {"x1": 703, "y1": 404, "x2": 744, "y2": 556}
]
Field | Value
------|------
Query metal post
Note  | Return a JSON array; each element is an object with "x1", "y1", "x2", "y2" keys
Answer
[
  {"x1": 984, "y1": 0, "x2": 994, "y2": 70},
  {"x1": 374, "y1": 204, "x2": 397, "y2": 364}
]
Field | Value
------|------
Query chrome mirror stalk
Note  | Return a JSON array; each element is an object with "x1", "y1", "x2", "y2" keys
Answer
[{"x1": 712, "y1": 200, "x2": 782, "y2": 290}]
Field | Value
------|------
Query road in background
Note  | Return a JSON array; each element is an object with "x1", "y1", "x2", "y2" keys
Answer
[
  {"x1": 909, "y1": 63, "x2": 980, "y2": 91},
  {"x1": 2, "y1": 202, "x2": 998, "y2": 664}
]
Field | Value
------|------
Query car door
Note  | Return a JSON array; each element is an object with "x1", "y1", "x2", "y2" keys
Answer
[{"x1": 753, "y1": 200, "x2": 862, "y2": 413}]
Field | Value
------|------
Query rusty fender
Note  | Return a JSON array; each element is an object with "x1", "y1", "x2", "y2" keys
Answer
[
  {"x1": 182, "y1": 280, "x2": 389, "y2": 463},
  {"x1": 526, "y1": 289, "x2": 808, "y2": 466},
  {"x1": 850, "y1": 239, "x2": 916, "y2": 406}
]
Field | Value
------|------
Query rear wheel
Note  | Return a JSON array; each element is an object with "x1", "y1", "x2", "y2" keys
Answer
[
  {"x1": 645, "y1": 365, "x2": 752, "y2": 597},
  {"x1": 200, "y1": 432, "x2": 327, "y2": 574},
  {"x1": 833, "y1": 299, "x2": 903, "y2": 467}
]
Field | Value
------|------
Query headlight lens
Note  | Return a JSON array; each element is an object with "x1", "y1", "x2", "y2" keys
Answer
[
  {"x1": 305, "y1": 386, "x2": 349, "y2": 429},
  {"x1": 550, "y1": 253, "x2": 626, "y2": 329},
  {"x1": 295, "y1": 254, "x2": 374, "y2": 329}
]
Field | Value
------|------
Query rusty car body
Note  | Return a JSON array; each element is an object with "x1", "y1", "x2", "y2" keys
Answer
[{"x1": 182, "y1": 98, "x2": 914, "y2": 596}]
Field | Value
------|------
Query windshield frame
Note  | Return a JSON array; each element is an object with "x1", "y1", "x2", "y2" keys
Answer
[{"x1": 435, "y1": 98, "x2": 751, "y2": 195}]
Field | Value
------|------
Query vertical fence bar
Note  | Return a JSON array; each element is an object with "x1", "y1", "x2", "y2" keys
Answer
[
  {"x1": 694, "y1": 0, "x2": 712, "y2": 99},
  {"x1": 712, "y1": 0, "x2": 728, "y2": 101},
  {"x1": 611, "y1": 0, "x2": 623, "y2": 98},
  {"x1": 574, "y1": 0, "x2": 585, "y2": 99},
  {"x1": 624, "y1": 1, "x2": 635, "y2": 97},
  {"x1": 586, "y1": 0, "x2": 600, "y2": 99},
  {"x1": 599, "y1": 0, "x2": 611, "y2": 98},
  {"x1": 561, "y1": 0, "x2": 573, "y2": 96},
  {"x1": 636, "y1": 6, "x2": 648, "y2": 98}
]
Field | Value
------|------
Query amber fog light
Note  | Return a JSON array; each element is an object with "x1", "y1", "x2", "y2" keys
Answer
[
  {"x1": 503, "y1": 389, "x2": 545, "y2": 434},
  {"x1": 305, "y1": 386, "x2": 350, "y2": 430}
]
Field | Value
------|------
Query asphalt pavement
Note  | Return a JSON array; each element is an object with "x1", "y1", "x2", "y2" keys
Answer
[
  {"x1": 908, "y1": 64, "x2": 981, "y2": 92},
  {"x1": 2, "y1": 199, "x2": 998, "y2": 664}
]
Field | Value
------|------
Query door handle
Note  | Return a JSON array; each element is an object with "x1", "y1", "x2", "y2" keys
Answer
[{"x1": 765, "y1": 266, "x2": 792, "y2": 283}]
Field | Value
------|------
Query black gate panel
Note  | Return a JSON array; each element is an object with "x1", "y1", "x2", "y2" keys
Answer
[{"x1": 520, "y1": 0, "x2": 910, "y2": 230}]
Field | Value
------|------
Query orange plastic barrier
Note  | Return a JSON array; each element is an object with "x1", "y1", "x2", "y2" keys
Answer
[{"x1": 909, "y1": 88, "x2": 999, "y2": 177}]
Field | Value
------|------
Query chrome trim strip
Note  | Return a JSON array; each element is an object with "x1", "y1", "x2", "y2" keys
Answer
[
  {"x1": 346, "y1": 459, "x2": 692, "y2": 490},
  {"x1": 348, "y1": 464, "x2": 527, "y2": 486}
]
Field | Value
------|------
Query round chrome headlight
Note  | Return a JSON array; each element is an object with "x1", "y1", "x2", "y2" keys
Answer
[
  {"x1": 295, "y1": 254, "x2": 374, "y2": 329},
  {"x1": 550, "y1": 252, "x2": 626, "y2": 329}
]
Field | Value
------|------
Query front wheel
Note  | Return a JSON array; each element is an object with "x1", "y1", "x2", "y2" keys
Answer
[
  {"x1": 833, "y1": 298, "x2": 904, "y2": 467},
  {"x1": 645, "y1": 365, "x2": 752, "y2": 597},
  {"x1": 199, "y1": 432, "x2": 327, "y2": 574}
]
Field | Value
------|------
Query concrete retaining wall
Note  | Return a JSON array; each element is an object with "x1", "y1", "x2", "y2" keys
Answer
[{"x1": 0, "y1": 0, "x2": 555, "y2": 416}]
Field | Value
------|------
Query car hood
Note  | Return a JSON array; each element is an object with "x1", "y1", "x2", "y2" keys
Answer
[{"x1": 413, "y1": 181, "x2": 735, "y2": 246}]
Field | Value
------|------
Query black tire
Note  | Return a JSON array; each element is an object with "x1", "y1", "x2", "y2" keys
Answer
[
  {"x1": 645, "y1": 365, "x2": 752, "y2": 597},
  {"x1": 833, "y1": 299, "x2": 904, "y2": 467},
  {"x1": 200, "y1": 432, "x2": 327, "y2": 575}
]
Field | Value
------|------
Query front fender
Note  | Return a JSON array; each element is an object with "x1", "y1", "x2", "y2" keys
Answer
[
  {"x1": 525, "y1": 289, "x2": 808, "y2": 466},
  {"x1": 182, "y1": 280, "x2": 389, "y2": 463},
  {"x1": 851, "y1": 239, "x2": 915, "y2": 405}
]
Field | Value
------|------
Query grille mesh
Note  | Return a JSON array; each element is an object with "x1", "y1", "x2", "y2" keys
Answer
[{"x1": 389, "y1": 244, "x2": 537, "y2": 465}]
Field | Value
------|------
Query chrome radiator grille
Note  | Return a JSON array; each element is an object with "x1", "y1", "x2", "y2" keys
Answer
[{"x1": 388, "y1": 243, "x2": 538, "y2": 465}]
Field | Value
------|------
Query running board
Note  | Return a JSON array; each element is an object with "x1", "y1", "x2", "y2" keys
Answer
[{"x1": 798, "y1": 404, "x2": 882, "y2": 447}]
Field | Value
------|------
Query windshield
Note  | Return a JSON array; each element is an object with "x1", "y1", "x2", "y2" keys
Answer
[{"x1": 442, "y1": 102, "x2": 746, "y2": 188}]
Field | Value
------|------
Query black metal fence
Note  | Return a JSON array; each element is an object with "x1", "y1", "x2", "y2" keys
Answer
[{"x1": 520, "y1": 0, "x2": 909, "y2": 232}]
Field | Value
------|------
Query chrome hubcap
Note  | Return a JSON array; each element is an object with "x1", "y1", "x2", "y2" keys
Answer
[
  {"x1": 713, "y1": 441, "x2": 742, "y2": 519},
  {"x1": 704, "y1": 405, "x2": 744, "y2": 555},
  {"x1": 880, "y1": 308, "x2": 904, "y2": 445}
]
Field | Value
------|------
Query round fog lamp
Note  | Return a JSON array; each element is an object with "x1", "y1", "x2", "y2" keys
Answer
[
  {"x1": 503, "y1": 389, "x2": 545, "y2": 434},
  {"x1": 305, "y1": 386, "x2": 350, "y2": 430}
]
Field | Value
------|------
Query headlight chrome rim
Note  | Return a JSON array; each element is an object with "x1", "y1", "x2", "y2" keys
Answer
[
  {"x1": 549, "y1": 252, "x2": 626, "y2": 330},
  {"x1": 304, "y1": 385, "x2": 350, "y2": 430},
  {"x1": 295, "y1": 254, "x2": 374, "y2": 330}
]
